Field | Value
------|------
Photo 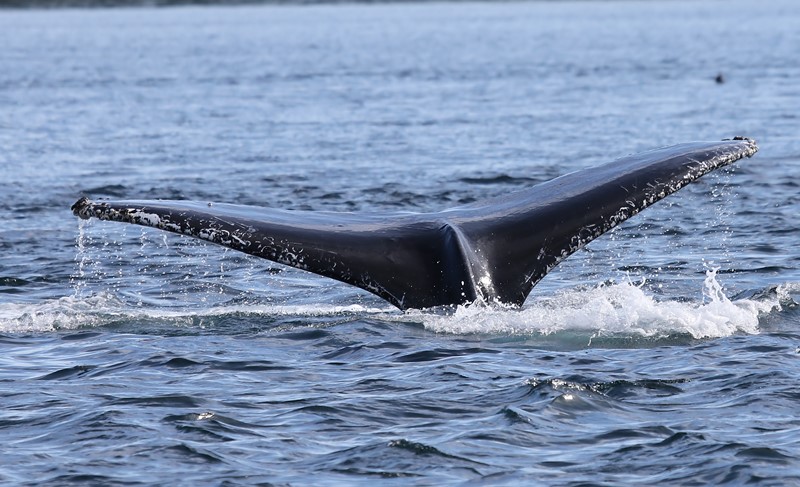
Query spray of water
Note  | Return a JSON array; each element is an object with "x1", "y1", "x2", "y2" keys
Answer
[
  {"x1": 409, "y1": 270, "x2": 782, "y2": 339},
  {"x1": 2, "y1": 269, "x2": 787, "y2": 339},
  {"x1": 4, "y1": 204, "x2": 788, "y2": 339},
  {"x1": 69, "y1": 219, "x2": 90, "y2": 299}
]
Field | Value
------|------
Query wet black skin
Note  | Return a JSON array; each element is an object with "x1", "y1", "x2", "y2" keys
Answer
[{"x1": 72, "y1": 138, "x2": 757, "y2": 310}]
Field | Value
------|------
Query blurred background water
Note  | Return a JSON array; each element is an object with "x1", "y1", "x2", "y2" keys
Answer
[{"x1": 1, "y1": 0, "x2": 799, "y2": 484}]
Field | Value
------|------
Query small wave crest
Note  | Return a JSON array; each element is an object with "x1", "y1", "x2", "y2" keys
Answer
[
  {"x1": 1, "y1": 271, "x2": 793, "y2": 339},
  {"x1": 409, "y1": 271, "x2": 789, "y2": 340},
  {"x1": 0, "y1": 293, "x2": 389, "y2": 334}
]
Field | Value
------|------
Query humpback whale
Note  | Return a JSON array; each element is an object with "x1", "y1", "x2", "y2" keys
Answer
[{"x1": 72, "y1": 138, "x2": 757, "y2": 310}]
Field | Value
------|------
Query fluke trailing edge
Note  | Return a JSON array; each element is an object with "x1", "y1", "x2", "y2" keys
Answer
[{"x1": 72, "y1": 138, "x2": 758, "y2": 310}]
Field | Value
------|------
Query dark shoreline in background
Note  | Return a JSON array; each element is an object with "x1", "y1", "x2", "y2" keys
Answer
[
  {"x1": 0, "y1": 0, "x2": 598, "y2": 8},
  {"x1": 3, "y1": 0, "x2": 392, "y2": 7},
  {"x1": 3, "y1": 0, "x2": 497, "y2": 8},
  {"x1": 0, "y1": 0, "x2": 617, "y2": 10}
]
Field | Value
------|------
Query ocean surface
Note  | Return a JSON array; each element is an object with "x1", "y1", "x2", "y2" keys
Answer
[{"x1": 2, "y1": 0, "x2": 800, "y2": 484}]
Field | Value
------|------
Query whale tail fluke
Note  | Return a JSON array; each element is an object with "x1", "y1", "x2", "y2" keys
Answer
[{"x1": 72, "y1": 138, "x2": 757, "y2": 310}]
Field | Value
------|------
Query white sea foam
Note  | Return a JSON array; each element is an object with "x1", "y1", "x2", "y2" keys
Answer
[
  {"x1": 410, "y1": 270, "x2": 783, "y2": 339},
  {"x1": 0, "y1": 293, "x2": 388, "y2": 333},
  {"x1": 0, "y1": 271, "x2": 788, "y2": 338}
]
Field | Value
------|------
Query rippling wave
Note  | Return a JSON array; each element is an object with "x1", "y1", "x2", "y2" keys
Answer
[
  {"x1": 2, "y1": 271, "x2": 794, "y2": 347},
  {"x1": 3, "y1": 1, "x2": 800, "y2": 484}
]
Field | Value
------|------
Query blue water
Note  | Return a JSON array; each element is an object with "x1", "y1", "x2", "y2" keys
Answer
[{"x1": 2, "y1": 1, "x2": 800, "y2": 484}]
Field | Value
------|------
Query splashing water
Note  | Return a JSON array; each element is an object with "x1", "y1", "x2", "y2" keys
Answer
[
  {"x1": 0, "y1": 292, "x2": 391, "y2": 334},
  {"x1": 2, "y1": 213, "x2": 789, "y2": 339},
  {"x1": 70, "y1": 219, "x2": 90, "y2": 299},
  {"x1": 0, "y1": 269, "x2": 787, "y2": 338},
  {"x1": 412, "y1": 270, "x2": 781, "y2": 339}
]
